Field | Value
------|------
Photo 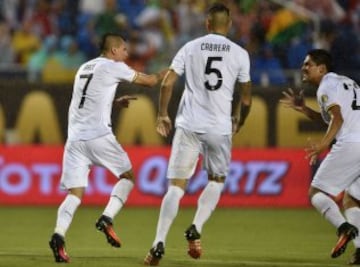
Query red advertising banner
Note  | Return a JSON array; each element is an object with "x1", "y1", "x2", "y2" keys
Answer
[{"x1": 0, "y1": 146, "x2": 312, "y2": 207}]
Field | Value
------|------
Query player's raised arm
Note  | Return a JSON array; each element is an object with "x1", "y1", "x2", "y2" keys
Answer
[{"x1": 280, "y1": 88, "x2": 324, "y2": 123}]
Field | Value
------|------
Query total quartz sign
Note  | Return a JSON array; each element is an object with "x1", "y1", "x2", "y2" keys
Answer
[{"x1": 0, "y1": 146, "x2": 312, "y2": 207}]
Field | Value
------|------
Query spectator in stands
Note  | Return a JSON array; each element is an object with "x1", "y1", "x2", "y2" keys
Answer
[
  {"x1": 12, "y1": 19, "x2": 41, "y2": 66},
  {"x1": 126, "y1": 30, "x2": 156, "y2": 72},
  {"x1": 42, "y1": 35, "x2": 86, "y2": 83},
  {"x1": 287, "y1": 35, "x2": 313, "y2": 69},
  {"x1": 117, "y1": 0, "x2": 145, "y2": 28},
  {"x1": 56, "y1": 35, "x2": 86, "y2": 69},
  {"x1": 0, "y1": 0, "x2": 357, "y2": 83},
  {"x1": 53, "y1": 0, "x2": 79, "y2": 36},
  {"x1": 95, "y1": 0, "x2": 120, "y2": 36},
  {"x1": 27, "y1": 34, "x2": 57, "y2": 82},
  {"x1": 251, "y1": 43, "x2": 287, "y2": 86},
  {"x1": 174, "y1": 0, "x2": 206, "y2": 47},
  {"x1": 1, "y1": 0, "x2": 35, "y2": 30},
  {"x1": 76, "y1": 13, "x2": 99, "y2": 59},
  {"x1": 134, "y1": 0, "x2": 176, "y2": 53},
  {"x1": 0, "y1": 21, "x2": 15, "y2": 65},
  {"x1": 78, "y1": 0, "x2": 104, "y2": 16},
  {"x1": 29, "y1": 0, "x2": 58, "y2": 38},
  {"x1": 314, "y1": 19, "x2": 360, "y2": 80},
  {"x1": 299, "y1": 0, "x2": 346, "y2": 22}
]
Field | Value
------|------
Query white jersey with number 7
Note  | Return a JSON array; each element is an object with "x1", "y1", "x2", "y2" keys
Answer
[{"x1": 67, "y1": 57, "x2": 136, "y2": 142}]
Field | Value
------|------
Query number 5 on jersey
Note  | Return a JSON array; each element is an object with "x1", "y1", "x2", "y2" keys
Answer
[{"x1": 204, "y1": 57, "x2": 223, "y2": 91}]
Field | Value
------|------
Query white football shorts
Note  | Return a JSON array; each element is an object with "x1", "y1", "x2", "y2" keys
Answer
[
  {"x1": 60, "y1": 134, "x2": 132, "y2": 189},
  {"x1": 167, "y1": 127, "x2": 231, "y2": 179},
  {"x1": 311, "y1": 142, "x2": 360, "y2": 200}
]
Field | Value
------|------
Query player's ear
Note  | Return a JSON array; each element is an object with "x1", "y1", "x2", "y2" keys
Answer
[
  {"x1": 319, "y1": 64, "x2": 327, "y2": 74},
  {"x1": 228, "y1": 18, "x2": 232, "y2": 30},
  {"x1": 205, "y1": 18, "x2": 210, "y2": 31}
]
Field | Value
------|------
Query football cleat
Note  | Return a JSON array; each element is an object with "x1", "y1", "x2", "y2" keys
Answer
[
  {"x1": 144, "y1": 241, "x2": 165, "y2": 266},
  {"x1": 331, "y1": 222, "x2": 358, "y2": 258},
  {"x1": 49, "y1": 233, "x2": 70, "y2": 263},
  {"x1": 184, "y1": 224, "x2": 202, "y2": 259},
  {"x1": 95, "y1": 215, "x2": 121, "y2": 248}
]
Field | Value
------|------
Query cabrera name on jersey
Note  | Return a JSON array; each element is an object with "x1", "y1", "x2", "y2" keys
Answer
[{"x1": 170, "y1": 33, "x2": 250, "y2": 135}]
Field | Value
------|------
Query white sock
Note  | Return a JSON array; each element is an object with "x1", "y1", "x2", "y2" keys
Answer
[
  {"x1": 345, "y1": 207, "x2": 360, "y2": 247},
  {"x1": 193, "y1": 181, "x2": 224, "y2": 233},
  {"x1": 311, "y1": 192, "x2": 346, "y2": 228},
  {"x1": 103, "y1": 178, "x2": 134, "y2": 219},
  {"x1": 54, "y1": 194, "x2": 81, "y2": 237},
  {"x1": 153, "y1": 185, "x2": 184, "y2": 246}
]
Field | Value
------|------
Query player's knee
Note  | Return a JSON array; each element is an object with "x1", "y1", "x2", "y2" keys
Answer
[
  {"x1": 343, "y1": 192, "x2": 360, "y2": 209},
  {"x1": 169, "y1": 178, "x2": 188, "y2": 190},
  {"x1": 308, "y1": 186, "x2": 321, "y2": 200},
  {"x1": 119, "y1": 169, "x2": 135, "y2": 182},
  {"x1": 208, "y1": 175, "x2": 225, "y2": 183},
  {"x1": 68, "y1": 187, "x2": 85, "y2": 200}
]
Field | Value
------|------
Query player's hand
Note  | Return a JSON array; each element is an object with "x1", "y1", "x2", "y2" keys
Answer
[
  {"x1": 305, "y1": 138, "x2": 327, "y2": 165},
  {"x1": 114, "y1": 95, "x2": 137, "y2": 108},
  {"x1": 156, "y1": 115, "x2": 172, "y2": 137},
  {"x1": 231, "y1": 116, "x2": 241, "y2": 134},
  {"x1": 280, "y1": 88, "x2": 305, "y2": 112}
]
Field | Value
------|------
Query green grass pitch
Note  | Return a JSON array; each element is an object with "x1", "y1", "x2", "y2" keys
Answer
[{"x1": 0, "y1": 206, "x2": 355, "y2": 267}]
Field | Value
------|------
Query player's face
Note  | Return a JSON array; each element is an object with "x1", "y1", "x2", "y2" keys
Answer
[
  {"x1": 113, "y1": 42, "x2": 129, "y2": 62},
  {"x1": 301, "y1": 55, "x2": 322, "y2": 85}
]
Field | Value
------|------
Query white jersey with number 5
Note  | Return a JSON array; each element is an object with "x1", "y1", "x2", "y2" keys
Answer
[
  {"x1": 317, "y1": 72, "x2": 360, "y2": 142},
  {"x1": 170, "y1": 33, "x2": 251, "y2": 135},
  {"x1": 67, "y1": 57, "x2": 136, "y2": 141}
]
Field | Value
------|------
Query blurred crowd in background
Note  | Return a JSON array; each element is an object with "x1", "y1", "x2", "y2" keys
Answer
[{"x1": 0, "y1": 0, "x2": 359, "y2": 85}]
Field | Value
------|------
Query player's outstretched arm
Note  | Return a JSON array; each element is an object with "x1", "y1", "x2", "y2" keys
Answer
[
  {"x1": 133, "y1": 69, "x2": 168, "y2": 87},
  {"x1": 114, "y1": 95, "x2": 138, "y2": 108},
  {"x1": 280, "y1": 88, "x2": 324, "y2": 123}
]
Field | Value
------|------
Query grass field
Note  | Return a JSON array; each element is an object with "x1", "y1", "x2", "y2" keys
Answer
[{"x1": 0, "y1": 206, "x2": 356, "y2": 267}]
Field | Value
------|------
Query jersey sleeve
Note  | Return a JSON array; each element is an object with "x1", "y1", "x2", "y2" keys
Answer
[
  {"x1": 236, "y1": 50, "x2": 251, "y2": 83},
  {"x1": 318, "y1": 76, "x2": 339, "y2": 111},
  {"x1": 107, "y1": 61, "x2": 137, "y2": 82},
  {"x1": 170, "y1": 45, "x2": 186, "y2": 76}
]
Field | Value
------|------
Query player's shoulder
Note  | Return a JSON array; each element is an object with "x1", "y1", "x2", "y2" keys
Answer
[
  {"x1": 79, "y1": 57, "x2": 106, "y2": 71},
  {"x1": 97, "y1": 57, "x2": 131, "y2": 71},
  {"x1": 323, "y1": 72, "x2": 339, "y2": 82},
  {"x1": 318, "y1": 73, "x2": 344, "y2": 95},
  {"x1": 321, "y1": 72, "x2": 343, "y2": 88}
]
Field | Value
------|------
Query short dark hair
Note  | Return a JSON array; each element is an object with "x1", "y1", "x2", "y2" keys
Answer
[
  {"x1": 207, "y1": 3, "x2": 230, "y2": 16},
  {"x1": 99, "y1": 33, "x2": 125, "y2": 52},
  {"x1": 307, "y1": 49, "x2": 333, "y2": 72}
]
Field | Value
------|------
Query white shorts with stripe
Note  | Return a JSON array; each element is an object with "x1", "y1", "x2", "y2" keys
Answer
[
  {"x1": 60, "y1": 134, "x2": 132, "y2": 189},
  {"x1": 311, "y1": 142, "x2": 360, "y2": 200},
  {"x1": 167, "y1": 127, "x2": 231, "y2": 179}
]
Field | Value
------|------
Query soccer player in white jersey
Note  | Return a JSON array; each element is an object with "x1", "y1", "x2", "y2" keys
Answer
[
  {"x1": 49, "y1": 33, "x2": 166, "y2": 263},
  {"x1": 143, "y1": 3, "x2": 252, "y2": 265},
  {"x1": 281, "y1": 49, "x2": 360, "y2": 264}
]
